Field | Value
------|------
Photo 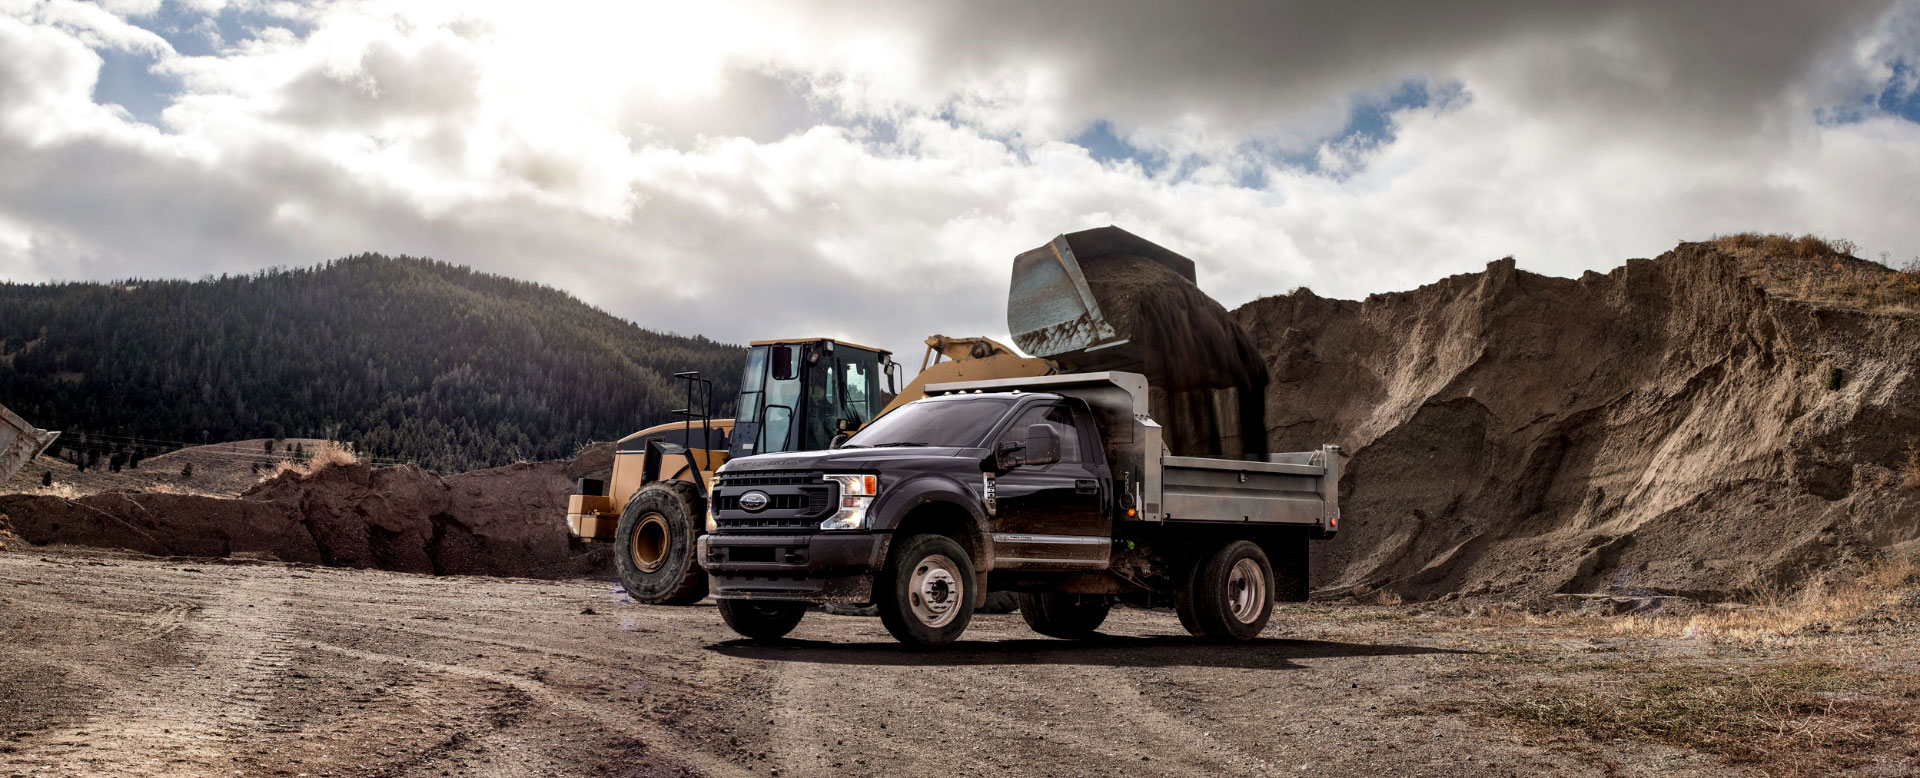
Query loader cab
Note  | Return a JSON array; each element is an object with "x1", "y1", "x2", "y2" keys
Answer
[{"x1": 730, "y1": 339, "x2": 900, "y2": 458}]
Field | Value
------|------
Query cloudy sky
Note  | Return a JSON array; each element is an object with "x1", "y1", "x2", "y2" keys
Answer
[{"x1": 3, "y1": 1, "x2": 1918, "y2": 361}]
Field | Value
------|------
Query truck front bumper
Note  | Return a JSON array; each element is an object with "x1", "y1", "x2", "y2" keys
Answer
[{"x1": 697, "y1": 532, "x2": 890, "y2": 604}]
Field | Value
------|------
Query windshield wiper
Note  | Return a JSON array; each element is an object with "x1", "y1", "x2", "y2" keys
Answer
[{"x1": 871, "y1": 442, "x2": 929, "y2": 448}]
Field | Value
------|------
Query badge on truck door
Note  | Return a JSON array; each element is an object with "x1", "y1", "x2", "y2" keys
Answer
[{"x1": 982, "y1": 473, "x2": 997, "y2": 517}]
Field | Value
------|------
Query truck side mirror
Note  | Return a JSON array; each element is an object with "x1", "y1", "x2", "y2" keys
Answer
[
  {"x1": 1023, "y1": 424, "x2": 1060, "y2": 467},
  {"x1": 994, "y1": 440, "x2": 1025, "y2": 471}
]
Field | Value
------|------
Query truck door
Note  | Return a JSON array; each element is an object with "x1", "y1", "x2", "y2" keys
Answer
[{"x1": 987, "y1": 401, "x2": 1108, "y2": 569}]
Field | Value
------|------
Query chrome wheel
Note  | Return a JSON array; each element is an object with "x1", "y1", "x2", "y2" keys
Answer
[
  {"x1": 908, "y1": 554, "x2": 965, "y2": 628},
  {"x1": 1227, "y1": 557, "x2": 1267, "y2": 624}
]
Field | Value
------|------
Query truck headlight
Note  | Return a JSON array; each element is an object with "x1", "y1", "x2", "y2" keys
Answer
[
  {"x1": 821, "y1": 474, "x2": 876, "y2": 530},
  {"x1": 706, "y1": 497, "x2": 718, "y2": 532}
]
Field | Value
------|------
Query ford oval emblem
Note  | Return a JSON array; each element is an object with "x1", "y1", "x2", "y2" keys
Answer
[{"x1": 738, "y1": 490, "x2": 771, "y2": 512}]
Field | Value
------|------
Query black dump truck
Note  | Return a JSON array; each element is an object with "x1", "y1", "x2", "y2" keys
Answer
[{"x1": 697, "y1": 371, "x2": 1341, "y2": 647}]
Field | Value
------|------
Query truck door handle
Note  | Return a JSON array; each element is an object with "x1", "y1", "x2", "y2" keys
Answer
[{"x1": 1074, "y1": 480, "x2": 1099, "y2": 495}]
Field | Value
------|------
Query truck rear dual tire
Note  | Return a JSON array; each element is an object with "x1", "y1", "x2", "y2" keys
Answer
[
  {"x1": 614, "y1": 482, "x2": 709, "y2": 606},
  {"x1": 876, "y1": 534, "x2": 976, "y2": 647},
  {"x1": 1016, "y1": 593, "x2": 1111, "y2": 639},
  {"x1": 718, "y1": 600, "x2": 808, "y2": 640},
  {"x1": 1175, "y1": 540, "x2": 1275, "y2": 641}
]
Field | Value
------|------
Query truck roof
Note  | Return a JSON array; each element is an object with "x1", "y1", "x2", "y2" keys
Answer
[{"x1": 925, "y1": 371, "x2": 1149, "y2": 417}]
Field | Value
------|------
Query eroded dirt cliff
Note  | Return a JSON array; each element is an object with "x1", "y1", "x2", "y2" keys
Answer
[{"x1": 1238, "y1": 239, "x2": 1920, "y2": 601}]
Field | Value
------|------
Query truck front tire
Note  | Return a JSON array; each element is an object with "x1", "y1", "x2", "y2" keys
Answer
[
  {"x1": 1016, "y1": 593, "x2": 1111, "y2": 639},
  {"x1": 614, "y1": 481, "x2": 708, "y2": 606},
  {"x1": 718, "y1": 600, "x2": 807, "y2": 640},
  {"x1": 876, "y1": 534, "x2": 975, "y2": 647},
  {"x1": 1176, "y1": 540, "x2": 1275, "y2": 641}
]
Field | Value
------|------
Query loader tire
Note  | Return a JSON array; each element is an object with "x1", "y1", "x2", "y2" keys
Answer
[
  {"x1": 1016, "y1": 593, "x2": 1110, "y2": 639},
  {"x1": 718, "y1": 600, "x2": 807, "y2": 640},
  {"x1": 1180, "y1": 540, "x2": 1274, "y2": 642},
  {"x1": 615, "y1": 481, "x2": 708, "y2": 605}
]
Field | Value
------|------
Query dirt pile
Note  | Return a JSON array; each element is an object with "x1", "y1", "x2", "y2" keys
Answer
[
  {"x1": 0, "y1": 446, "x2": 615, "y2": 578},
  {"x1": 1237, "y1": 240, "x2": 1920, "y2": 601}
]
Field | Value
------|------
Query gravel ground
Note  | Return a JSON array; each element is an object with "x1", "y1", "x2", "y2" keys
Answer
[{"x1": 3, "y1": 548, "x2": 1911, "y2": 778}]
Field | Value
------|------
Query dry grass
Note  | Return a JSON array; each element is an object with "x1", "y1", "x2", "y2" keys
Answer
[
  {"x1": 1710, "y1": 232, "x2": 1920, "y2": 314},
  {"x1": 14, "y1": 482, "x2": 85, "y2": 500},
  {"x1": 261, "y1": 440, "x2": 359, "y2": 481},
  {"x1": 1612, "y1": 559, "x2": 1920, "y2": 642},
  {"x1": 1903, "y1": 443, "x2": 1920, "y2": 490},
  {"x1": 141, "y1": 483, "x2": 227, "y2": 498},
  {"x1": 1490, "y1": 661, "x2": 1920, "y2": 776}
]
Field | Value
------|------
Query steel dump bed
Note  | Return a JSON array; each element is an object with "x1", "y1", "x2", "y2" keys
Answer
[{"x1": 924, "y1": 371, "x2": 1339, "y2": 533}]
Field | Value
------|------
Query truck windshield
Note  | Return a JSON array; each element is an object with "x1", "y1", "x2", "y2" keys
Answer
[{"x1": 843, "y1": 396, "x2": 1012, "y2": 449}]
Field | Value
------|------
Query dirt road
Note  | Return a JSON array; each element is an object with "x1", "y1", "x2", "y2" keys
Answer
[{"x1": 4, "y1": 550, "x2": 1913, "y2": 777}]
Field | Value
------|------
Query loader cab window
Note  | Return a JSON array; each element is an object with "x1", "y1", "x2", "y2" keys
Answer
[
  {"x1": 836, "y1": 347, "x2": 885, "y2": 433},
  {"x1": 736, "y1": 344, "x2": 804, "y2": 455},
  {"x1": 801, "y1": 347, "x2": 839, "y2": 452}
]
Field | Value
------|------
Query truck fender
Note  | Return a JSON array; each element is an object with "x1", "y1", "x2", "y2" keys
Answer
[{"x1": 869, "y1": 474, "x2": 996, "y2": 576}]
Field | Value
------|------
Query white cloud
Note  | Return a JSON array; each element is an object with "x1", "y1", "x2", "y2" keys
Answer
[{"x1": 1, "y1": 0, "x2": 1918, "y2": 364}]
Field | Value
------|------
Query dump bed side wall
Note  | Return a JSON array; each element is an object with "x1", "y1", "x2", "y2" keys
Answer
[{"x1": 1156, "y1": 454, "x2": 1335, "y2": 528}]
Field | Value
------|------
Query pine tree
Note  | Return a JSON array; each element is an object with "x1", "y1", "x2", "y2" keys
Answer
[{"x1": 180, "y1": 462, "x2": 193, "y2": 480}]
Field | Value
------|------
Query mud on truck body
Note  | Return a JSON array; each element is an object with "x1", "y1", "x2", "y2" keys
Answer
[{"x1": 698, "y1": 371, "x2": 1340, "y2": 647}]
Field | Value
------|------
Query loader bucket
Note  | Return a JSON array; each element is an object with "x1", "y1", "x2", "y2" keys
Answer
[
  {"x1": 1007, "y1": 226, "x2": 1196, "y2": 373},
  {"x1": 1007, "y1": 225, "x2": 1270, "y2": 459},
  {"x1": 0, "y1": 403, "x2": 59, "y2": 485}
]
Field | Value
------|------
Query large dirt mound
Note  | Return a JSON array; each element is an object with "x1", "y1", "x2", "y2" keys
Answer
[
  {"x1": 0, "y1": 445, "x2": 617, "y2": 578},
  {"x1": 1238, "y1": 240, "x2": 1920, "y2": 601}
]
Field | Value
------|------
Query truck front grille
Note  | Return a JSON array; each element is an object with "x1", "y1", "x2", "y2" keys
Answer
[
  {"x1": 714, "y1": 471, "x2": 821, "y2": 487},
  {"x1": 712, "y1": 490, "x2": 827, "y2": 514},
  {"x1": 715, "y1": 516, "x2": 822, "y2": 530},
  {"x1": 712, "y1": 473, "x2": 832, "y2": 531}
]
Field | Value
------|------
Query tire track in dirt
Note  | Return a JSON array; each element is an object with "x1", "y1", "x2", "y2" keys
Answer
[
  {"x1": 736, "y1": 616, "x2": 1278, "y2": 777},
  {"x1": 308, "y1": 642, "x2": 753, "y2": 778},
  {"x1": 0, "y1": 576, "x2": 301, "y2": 776}
]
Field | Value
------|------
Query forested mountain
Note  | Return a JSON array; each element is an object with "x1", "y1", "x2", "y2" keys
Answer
[{"x1": 0, "y1": 255, "x2": 743, "y2": 472}]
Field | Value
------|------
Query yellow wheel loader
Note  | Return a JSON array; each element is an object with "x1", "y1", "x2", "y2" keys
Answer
[{"x1": 566, "y1": 335, "x2": 1053, "y2": 604}]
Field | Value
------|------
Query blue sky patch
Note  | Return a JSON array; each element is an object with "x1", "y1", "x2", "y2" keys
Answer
[
  {"x1": 1069, "y1": 79, "x2": 1462, "y2": 186},
  {"x1": 1871, "y1": 59, "x2": 1920, "y2": 123},
  {"x1": 1817, "y1": 58, "x2": 1920, "y2": 127},
  {"x1": 86, "y1": 4, "x2": 317, "y2": 127},
  {"x1": 92, "y1": 48, "x2": 171, "y2": 125}
]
